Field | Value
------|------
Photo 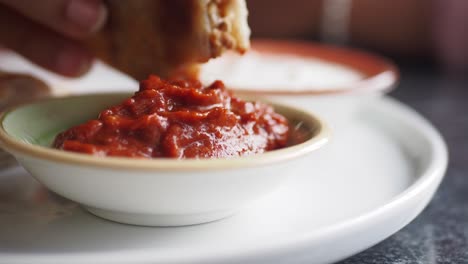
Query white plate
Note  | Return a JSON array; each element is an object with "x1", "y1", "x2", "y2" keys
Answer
[{"x1": 0, "y1": 97, "x2": 447, "y2": 264}]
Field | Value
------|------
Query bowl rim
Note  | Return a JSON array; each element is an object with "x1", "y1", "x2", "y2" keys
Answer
[
  {"x1": 0, "y1": 93, "x2": 330, "y2": 171},
  {"x1": 205, "y1": 39, "x2": 400, "y2": 96}
]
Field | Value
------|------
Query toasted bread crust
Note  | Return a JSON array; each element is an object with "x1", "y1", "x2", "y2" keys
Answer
[{"x1": 87, "y1": 0, "x2": 250, "y2": 80}]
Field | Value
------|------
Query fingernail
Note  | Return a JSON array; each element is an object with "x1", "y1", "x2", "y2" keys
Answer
[
  {"x1": 55, "y1": 47, "x2": 91, "y2": 77},
  {"x1": 65, "y1": 0, "x2": 107, "y2": 33}
]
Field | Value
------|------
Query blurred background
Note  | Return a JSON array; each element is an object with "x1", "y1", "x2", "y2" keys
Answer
[{"x1": 249, "y1": 0, "x2": 467, "y2": 75}]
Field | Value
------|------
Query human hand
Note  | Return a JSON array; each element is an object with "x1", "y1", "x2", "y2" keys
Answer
[{"x1": 0, "y1": 0, "x2": 107, "y2": 77}]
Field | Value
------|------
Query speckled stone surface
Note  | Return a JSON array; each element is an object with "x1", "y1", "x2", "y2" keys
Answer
[{"x1": 339, "y1": 66, "x2": 468, "y2": 264}]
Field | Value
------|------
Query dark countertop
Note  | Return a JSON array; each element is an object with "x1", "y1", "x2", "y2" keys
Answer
[{"x1": 339, "y1": 65, "x2": 468, "y2": 264}]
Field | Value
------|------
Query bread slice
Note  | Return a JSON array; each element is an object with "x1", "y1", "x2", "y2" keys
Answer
[{"x1": 88, "y1": 0, "x2": 250, "y2": 80}]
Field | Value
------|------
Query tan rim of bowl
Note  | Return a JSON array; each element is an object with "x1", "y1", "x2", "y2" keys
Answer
[{"x1": 0, "y1": 95, "x2": 330, "y2": 172}]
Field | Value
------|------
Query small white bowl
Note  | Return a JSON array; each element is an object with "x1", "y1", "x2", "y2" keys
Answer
[
  {"x1": 200, "y1": 40, "x2": 399, "y2": 129},
  {"x1": 0, "y1": 93, "x2": 329, "y2": 226}
]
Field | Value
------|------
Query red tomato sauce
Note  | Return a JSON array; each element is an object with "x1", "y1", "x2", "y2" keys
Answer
[{"x1": 53, "y1": 75, "x2": 289, "y2": 158}]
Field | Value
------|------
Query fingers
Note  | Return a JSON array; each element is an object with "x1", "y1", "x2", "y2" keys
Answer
[
  {"x1": 0, "y1": 4, "x2": 92, "y2": 77},
  {"x1": 0, "y1": 0, "x2": 107, "y2": 39}
]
